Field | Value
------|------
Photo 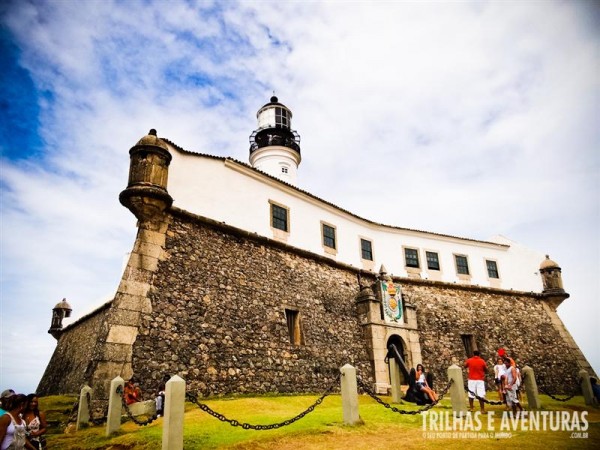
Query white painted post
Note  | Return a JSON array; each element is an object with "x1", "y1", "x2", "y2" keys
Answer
[
  {"x1": 77, "y1": 385, "x2": 93, "y2": 430},
  {"x1": 106, "y1": 376, "x2": 124, "y2": 436},
  {"x1": 521, "y1": 366, "x2": 541, "y2": 410},
  {"x1": 162, "y1": 375, "x2": 186, "y2": 450},
  {"x1": 579, "y1": 369, "x2": 594, "y2": 406},
  {"x1": 446, "y1": 364, "x2": 467, "y2": 416},
  {"x1": 389, "y1": 359, "x2": 402, "y2": 403},
  {"x1": 340, "y1": 364, "x2": 361, "y2": 425}
]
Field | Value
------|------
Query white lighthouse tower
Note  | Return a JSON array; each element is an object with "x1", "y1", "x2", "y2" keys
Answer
[{"x1": 249, "y1": 96, "x2": 301, "y2": 185}]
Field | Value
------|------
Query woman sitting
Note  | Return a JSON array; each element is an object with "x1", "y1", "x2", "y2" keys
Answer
[{"x1": 415, "y1": 364, "x2": 438, "y2": 403}]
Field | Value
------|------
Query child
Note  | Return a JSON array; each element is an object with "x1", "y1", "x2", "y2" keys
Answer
[{"x1": 494, "y1": 357, "x2": 505, "y2": 402}]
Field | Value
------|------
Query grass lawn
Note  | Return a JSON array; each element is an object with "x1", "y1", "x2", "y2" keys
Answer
[{"x1": 41, "y1": 392, "x2": 599, "y2": 449}]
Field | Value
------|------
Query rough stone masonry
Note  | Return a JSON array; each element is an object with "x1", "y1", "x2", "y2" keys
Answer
[{"x1": 39, "y1": 207, "x2": 588, "y2": 399}]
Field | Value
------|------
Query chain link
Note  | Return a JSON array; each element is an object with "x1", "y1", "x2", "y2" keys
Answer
[
  {"x1": 356, "y1": 376, "x2": 453, "y2": 415},
  {"x1": 466, "y1": 371, "x2": 581, "y2": 405},
  {"x1": 535, "y1": 374, "x2": 581, "y2": 402},
  {"x1": 537, "y1": 385, "x2": 579, "y2": 402},
  {"x1": 186, "y1": 373, "x2": 341, "y2": 430},
  {"x1": 116, "y1": 385, "x2": 158, "y2": 426},
  {"x1": 465, "y1": 387, "x2": 505, "y2": 405},
  {"x1": 74, "y1": 369, "x2": 583, "y2": 431}
]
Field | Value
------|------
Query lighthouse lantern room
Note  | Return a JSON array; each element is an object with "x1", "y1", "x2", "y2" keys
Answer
[{"x1": 249, "y1": 96, "x2": 301, "y2": 185}]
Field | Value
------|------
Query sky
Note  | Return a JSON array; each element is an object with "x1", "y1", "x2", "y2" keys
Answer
[{"x1": 0, "y1": 0, "x2": 598, "y2": 395}]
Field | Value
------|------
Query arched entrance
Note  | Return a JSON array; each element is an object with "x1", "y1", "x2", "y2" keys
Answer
[{"x1": 386, "y1": 334, "x2": 411, "y2": 384}]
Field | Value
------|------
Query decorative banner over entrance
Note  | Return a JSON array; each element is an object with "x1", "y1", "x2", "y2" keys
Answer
[{"x1": 380, "y1": 280, "x2": 402, "y2": 323}]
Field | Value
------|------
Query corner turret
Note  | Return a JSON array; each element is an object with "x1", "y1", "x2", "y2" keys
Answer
[
  {"x1": 119, "y1": 129, "x2": 173, "y2": 223},
  {"x1": 48, "y1": 298, "x2": 72, "y2": 339},
  {"x1": 540, "y1": 255, "x2": 569, "y2": 309},
  {"x1": 249, "y1": 96, "x2": 301, "y2": 185}
]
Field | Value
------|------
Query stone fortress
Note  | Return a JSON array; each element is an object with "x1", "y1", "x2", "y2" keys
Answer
[{"x1": 38, "y1": 97, "x2": 595, "y2": 403}]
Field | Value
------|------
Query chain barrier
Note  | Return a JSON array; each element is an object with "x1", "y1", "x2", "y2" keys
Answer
[
  {"x1": 537, "y1": 385, "x2": 580, "y2": 402},
  {"x1": 522, "y1": 372, "x2": 582, "y2": 402},
  {"x1": 116, "y1": 385, "x2": 158, "y2": 426},
  {"x1": 186, "y1": 373, "x2": 341, "y2": 430},
  {"x1": 465, "y1": 387, "x2": 504, "y2": 405},
  {"x1": 534, "y1": 373, "x2": 581, "y2": 402},
  {"x1": 355, "y1": 376, "x2": 453, "y2": 415}
]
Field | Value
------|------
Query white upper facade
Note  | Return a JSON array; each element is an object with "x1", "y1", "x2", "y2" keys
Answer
[{"x1": 165, "y1": 145, "x2": 546, "y2": 293}]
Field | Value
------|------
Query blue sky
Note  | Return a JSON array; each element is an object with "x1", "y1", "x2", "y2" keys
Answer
[{"x1": 1, "y1": 0, "x2": 599, "y2": 394}]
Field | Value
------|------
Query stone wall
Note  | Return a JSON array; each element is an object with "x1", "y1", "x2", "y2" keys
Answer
[
  {"x1": 400, "y1": 282, "x2": 580, "y2": 393},
  {"x1": 38, "y1": 207, "x2": 587, "y2": 398},
  {"x1": 38, "y1": 303, "x2": 111, "y2": 395},
  {"x1": 131, "y1": 210, "x2": 373, "y2": 396}
]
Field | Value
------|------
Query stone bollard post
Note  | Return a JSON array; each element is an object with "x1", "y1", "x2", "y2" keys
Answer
[
  {"x1": 521, "y1": 366, "x2": 541, "y2": 410},
  {"x1": 106, "y1": 376, "x2": 125, "y2": 436},
  {"x1": 579, "y1": 369, "x2": 594, "y2": 406},
  {"x1": 390, "y1": 359, "x2": 402, "y2": 403},
  {"x1": 446, "y1": 364, "x2": 467, "y2": 416},
  {"x1": 77, "y1": 385, "x2": 93, "y2": 430},
  {"x1": 340, "y1": 364, "x2": 361, "y2": 425},
  {"x1": 162, "y1": 375, "x2": 186, "y2": 450}
]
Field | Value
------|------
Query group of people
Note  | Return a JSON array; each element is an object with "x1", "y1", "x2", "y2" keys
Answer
[
  {"x1": 412, "y1": 347, "x2": 524, "y2": 415},
  {"x1": 465, "y1": 347, "x2": 523, "y2": 415},
  {"x1": 0, "y1": 389, "x2": 47, "y2": 450}
]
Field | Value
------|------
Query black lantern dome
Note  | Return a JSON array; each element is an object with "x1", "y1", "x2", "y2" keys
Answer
[{"x1": 249, "y1": 96, "x2": 301, "y2": 154}]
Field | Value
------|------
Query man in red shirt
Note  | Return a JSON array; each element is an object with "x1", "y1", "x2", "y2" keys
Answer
[{"x1": 465, "y1": 350, "x2": 487, "y2": 413}]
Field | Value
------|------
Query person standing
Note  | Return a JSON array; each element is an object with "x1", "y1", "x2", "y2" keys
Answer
[
  {"x1": 0, "y1": 394, "x2": 35, "y2": 450},
  {"x1": 0, "y1": 390, "x2": 15, "y2": 418},
  {"x1": 23, "y1": 395, "x2": 47, "y2": 450},
  {"x1": 155, "y1": 383, "x2": 165, "y2": 417},
  {"x1": 493, "y1": 357, "x2": 506, "y2": 402},
  {"x1": 503, "y1": 357, "x2": 523, "y2": 416},
  {"x1": 590, "y1": 378, "x2": 600, "y2": 404},
  {"x1": 465, "y1": 350, "x2": 487, "y2": 413}
]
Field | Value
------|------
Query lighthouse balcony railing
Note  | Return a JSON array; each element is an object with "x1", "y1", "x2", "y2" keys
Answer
[{"x1": 249, "y1": 129, "x2": 301, "y2": 154}]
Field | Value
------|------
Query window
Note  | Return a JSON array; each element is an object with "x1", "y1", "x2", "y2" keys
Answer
[
  {"x1": 455, "y1": 255, "x2": 470, "y2": 275},
  {"x1": 404, "y1": 248, "x2": 419, "y2": 268},
  {"x1": 361, "y1": 239, "x2": 373, "y2": 261},
  {"x1": 426, "y1": 251, "x2": 440, "y2": 270},
  {"x1": 461, "y1": 334, "x2": 477, "y2": 357},
  {"x1": 486, "y1": 260, "x2": 499, "y2": 278},
  {"x1": 275, "y1": 107, "x2": 289, "y2": 128},
  {"x1": 281, "y1": 166, "x2": 288, "y2": 174},
  {"x1": 285, "y1": 309, "x2": 303, "y2": 345},
  {"x1": 322, "y1": 224, "x2": 336, "y2": 249},
  {"x1": 271, "y1": 203, "x2": 288, "y2": 232}
]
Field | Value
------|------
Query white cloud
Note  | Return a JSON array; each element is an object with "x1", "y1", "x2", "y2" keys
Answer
[{"x1": 1, "y1": 0, "x2": 598, "y2": 393}]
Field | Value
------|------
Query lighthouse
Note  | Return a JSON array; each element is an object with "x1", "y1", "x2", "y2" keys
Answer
[{"x1": 249, "y1": 96, "x2": 301, "y2": 185}]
